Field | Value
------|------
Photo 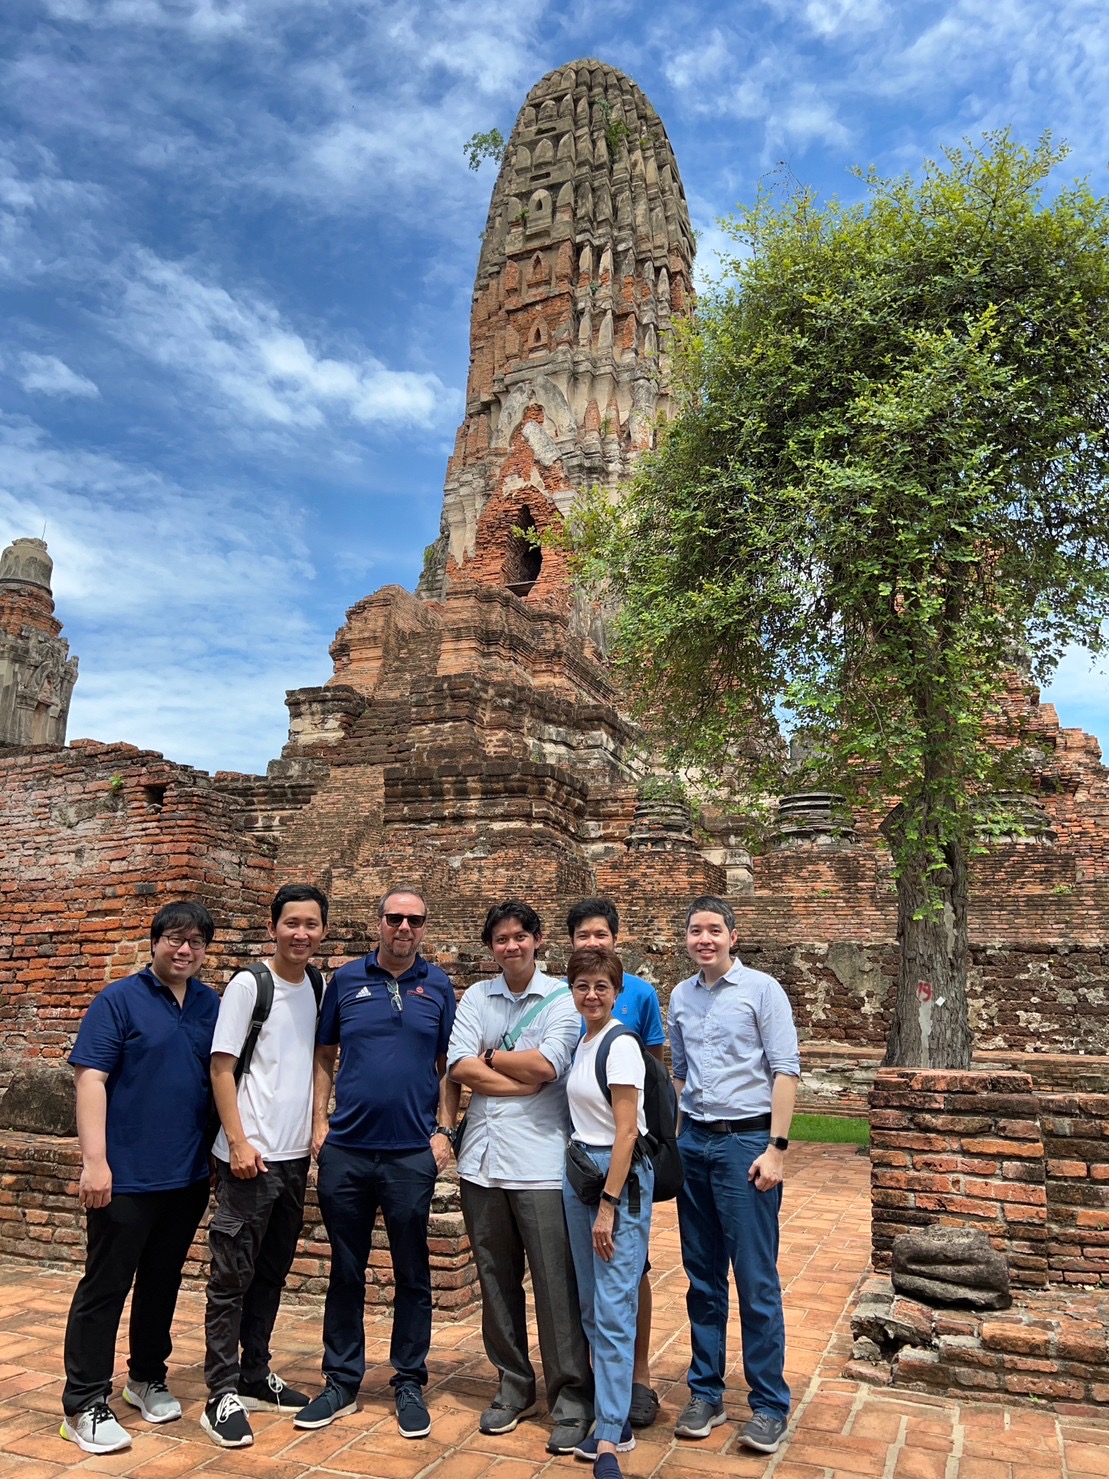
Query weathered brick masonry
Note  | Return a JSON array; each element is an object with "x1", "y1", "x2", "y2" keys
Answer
[{"x1": 851, "y1": 1068, "x2": 1109, "y2": 1411}]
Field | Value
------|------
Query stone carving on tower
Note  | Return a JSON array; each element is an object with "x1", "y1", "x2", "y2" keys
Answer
[
  {"x1": 0, "y1": 538, "x2": 78, "y2": 749},
  {"x1": 418, "y1": 58, "x2": 695, "y2": 621}
]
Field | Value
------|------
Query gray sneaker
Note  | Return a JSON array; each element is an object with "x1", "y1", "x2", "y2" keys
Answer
[
  {"x1": 547, "y1": 1418, "x2": 593, "y2": 1454},
  {"x1": 60, "y1": 1401, "x2": 132, "y2": 1454},
  {"x1": 123, "y1": 1378, "x2": 182, "y2": 1423},
  {"x1": 674, "y1": 1394, "x2": 726, "y2": 1438},
  {"x1": 739, "y1": 1411, "x2": 788, "y2": 1452}
]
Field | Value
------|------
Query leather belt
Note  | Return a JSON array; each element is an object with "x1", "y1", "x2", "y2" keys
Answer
[{"x1": 694, "y1": 1114, "x2": 772, "y2": 1134}]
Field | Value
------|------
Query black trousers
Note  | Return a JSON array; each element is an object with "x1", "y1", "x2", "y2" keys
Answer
[
  {"x1": 204, "y1": 1157, "x2": 309, "y2": 1396},
  {"x1": 63, "y1": 1179, "x2": 210, "y2": 1415}
]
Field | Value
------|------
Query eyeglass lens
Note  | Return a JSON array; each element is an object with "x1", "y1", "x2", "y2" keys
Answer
[
  {"x1": 387, "y1": 980, "x2": 403, "y2": 1013},
  {"x1": 384, "y1": 913, "x2": 426, "y2": 928}
]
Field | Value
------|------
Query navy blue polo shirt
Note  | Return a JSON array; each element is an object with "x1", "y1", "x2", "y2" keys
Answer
[
  {"x1": 70, "y1": 967, "x2": 219, "y2": 1194},
  {"x1": 318, "y1": 951, "x2": 455, "y2": 1152}
]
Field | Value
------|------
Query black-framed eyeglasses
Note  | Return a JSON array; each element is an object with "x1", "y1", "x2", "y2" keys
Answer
[
  {"x1": 387, "y1": 980, "x2": 403, "y2": 1013},
  {"x1": 383, "y1": 913, "x2": 426, "y2": 928},
  {"x1": 162, "y1": 933, "x2": 207, "y2": 950}
]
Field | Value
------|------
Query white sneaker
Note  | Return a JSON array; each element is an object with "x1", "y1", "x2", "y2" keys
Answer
[
  {"x1": 124, "y1": 1378, "x2": 182, "y2": 1423},
  {"x1": 60, "y1": 1401, "x2": 132, "y2": 1454}
]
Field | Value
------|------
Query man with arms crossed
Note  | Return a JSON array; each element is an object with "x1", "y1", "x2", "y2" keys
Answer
[
  {"x1": 60, "y1": 901, "x2": 218, "y2": 1454},
  {"x1": 295, "y1": 886, "x2": 457, "y2": 1440},
  {"x1": 566, "y1": 897, "x2": 665, "y2": 1429},
  {"x1": 669, "y1": 895, "x2": 799, "y2": 1455},
  {"x1": 201, "y1": 883, "x2": 329, "y2": 1447},
  {"x1": 448, "y1": 899, "x2": 593, "y2": 1456}
]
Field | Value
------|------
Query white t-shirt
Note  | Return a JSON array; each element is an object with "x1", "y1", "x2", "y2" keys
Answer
[
  {"x1": 211, "y1": 966, "x2": 317, "y2": 1161},
  {"x1": 567, "y1": 1020, "x2": 647, "y2": 1143}
]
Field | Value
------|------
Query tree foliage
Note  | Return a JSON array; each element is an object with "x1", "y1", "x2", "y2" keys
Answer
[
  {"x1": 577, "y1": 133, "x2": 1109, "y2": 1066},
  {"x1": 464, "y1": 128, "x2": 506, "y2": 171}
]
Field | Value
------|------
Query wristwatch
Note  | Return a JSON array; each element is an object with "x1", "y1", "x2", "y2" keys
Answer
[
  {"x1": 483, "y1": 1047, "x2": 496, "y2": 1067},
  {"x1": 770, "y1": 1135, "x2": 790, "y2": 1152},
  {"x1": 600, "y1": 1190, "x2": 620, "y2": 1207},
  {"x1": 432, "y1": 1125, "x2": 456, "y2": 1146}
]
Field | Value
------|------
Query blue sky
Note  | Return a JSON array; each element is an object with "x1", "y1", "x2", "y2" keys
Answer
[{"x1": 2, "y1": 0, "x2": 1107, "y2": 775}]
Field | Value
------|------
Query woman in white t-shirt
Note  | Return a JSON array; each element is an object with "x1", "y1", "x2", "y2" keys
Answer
[{"x1": 562, "y1": 946, "x2": 654, "y2": 1479}]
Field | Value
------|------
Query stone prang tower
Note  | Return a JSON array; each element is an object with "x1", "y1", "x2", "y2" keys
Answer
[
  {"x1": 419, "y1": 58, "x2": 694, "y2": 617},
  {"x1": 0, "y1": 537, "x2": 78, "y2": 748}
]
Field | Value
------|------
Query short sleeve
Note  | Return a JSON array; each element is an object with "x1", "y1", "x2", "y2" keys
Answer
[
  {"x1": 447, "y1": 982, "x2": 485, "y2": 1066},
  {"x1": 317, "y1": 976, "x2": 341, "y2": 1046},
  {"x1": 70, "y1": 989, "x2": 126, "y2": 1073},
  {"x1": 604, "y1": 1033, "x2": 645, "y2": 1090},
  {"x1": 211, "y1": 971, "x2": 257, "y2": 1059}
]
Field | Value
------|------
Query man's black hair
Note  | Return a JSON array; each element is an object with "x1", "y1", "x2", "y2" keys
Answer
[
  {"x1": 271, "y1": 883, "x2": 329, "y2": 926},
  {"x1": 482, "y1": 899, "x2": 542, "y2": 947},
  {"x1": 566, "y1": 897, "x2": 619, "y2": 940},
  {"x1": 685, "y1": 894, "x2": 736, "y2": 931},
  {"x1": 150, "y1": 900, "x2": 215, "y2": 945}
]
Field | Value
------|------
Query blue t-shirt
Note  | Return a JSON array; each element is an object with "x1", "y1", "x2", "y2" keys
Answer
[
  {"x1": 69, "y1": 967, "x2": 219, "y2": 1194},
  {"x1": 577, "y1": 971, "x2": 666, "y2": 1047},
  {"x1": 318, "y1": 952, "x2": 455, "y2": 1152}
]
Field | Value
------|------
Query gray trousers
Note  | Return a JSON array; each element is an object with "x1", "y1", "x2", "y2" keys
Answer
[
  {"x1": 204, "y1": 1157, "x2": 309, "y2": 1396},
  {"x1": 460, "y1": 1180, "x2": 593, "y2": 1423}
]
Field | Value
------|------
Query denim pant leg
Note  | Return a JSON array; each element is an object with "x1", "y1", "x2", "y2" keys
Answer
[
  {"x1": 562, "y1": 1148, "x2": 652, "y2": 1444},
  {"x1": 316, "y1": 1143, "x2": 379, "y2": 1394},
  {"x1": 677, "y1": 1125, "x2": 789, "y2": 1418},
  {"x1": 676, "y1": 1127, "x2": 731, "y2": 1404}
]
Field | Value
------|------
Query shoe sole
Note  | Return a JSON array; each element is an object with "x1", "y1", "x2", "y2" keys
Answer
[
  {"x1": 480, "y1": 1403, "x2": 539, "y2": 1435},
  {"x1": 294, "y1": 1400, "x2": 358, "y2": 1430},
  {"x1": 398, "y1": 1419, "x2": 431, "y2": 1439},
  {"x1": 573, "y1": 1436, "x2": 636, "y2": 1460},
  {"x1": 123, "y1": 1387, "x2": 181, "y2": 1424},
  {"x1": 59, "y1": 1420, "x2": 132, "y2": 1455},
  {"x1": 238, "y1": 1395, "x2": 308, "y2": 1412},
  {"x1": 675, "y1": 1410, "x2": 726, "y2": 1439},
  {"x1": 200, "y1": 1412, "x2": 254, "y2": 1448},
  {"x1": 548, "y1": 1434, "x2": 592, "y2": 1455}
]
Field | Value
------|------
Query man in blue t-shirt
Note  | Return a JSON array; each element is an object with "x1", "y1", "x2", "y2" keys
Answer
[
  {"x1": 566, "y1": 898, "x2": 666, "y2": 1430},
  {"x1": 60, "y1": 901, "x2": 219, "y2": 1457},
  {"x1": 295, "y1": 886, "x2": 458, "y2": 1442}
]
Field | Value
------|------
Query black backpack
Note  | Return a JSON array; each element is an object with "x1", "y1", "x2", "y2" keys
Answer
[
  {"x1": 594, "y1": 1025, "x2": 684, "y2": 1202},
  {"x1": 234, "y1": 961, "x2": 325, "y2": 1082}
]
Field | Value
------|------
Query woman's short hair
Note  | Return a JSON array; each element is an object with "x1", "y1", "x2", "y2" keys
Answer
[{"x1": 567, "y1": 945, "x2": 623, "y2": 994}]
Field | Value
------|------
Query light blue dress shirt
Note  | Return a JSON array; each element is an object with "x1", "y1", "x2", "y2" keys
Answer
[
  {"x1": 668, "y1": 957, "x2": 800, "y2": 1121},
  {"x1": 448, "y1": 966, "x2": 580, "y2": 1190}
]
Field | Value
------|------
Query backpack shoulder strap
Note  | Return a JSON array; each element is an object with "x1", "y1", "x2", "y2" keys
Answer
[
  {"x1": 594, "y1": 1023, "x2": 636, "y2": 1104},
  {"x1": 234, "y1": 962, "x2": 275, "y2": 1084},
  {"x1": 502, "y1": 984, "x2": 571, "y2": 1050},
  {"x1": 305, "y1": 963, "x2": 325, "y2": 1015}
]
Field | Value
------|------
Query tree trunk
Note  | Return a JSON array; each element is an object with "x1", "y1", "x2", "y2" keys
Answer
[{"x1": 883, "y1": 810, "x2": 973, "y2": 1069}]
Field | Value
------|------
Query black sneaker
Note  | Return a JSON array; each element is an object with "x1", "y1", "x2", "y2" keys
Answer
[
  {"x1": 201, "y1": 1393, "x2": 254, "y2": 1448},
  {"x1": 293, "y1": 1381, "x2": 358, "y2": 1430},
  {"x1": 395, "y1": 1383, "x2": 430, "y2": 1439},
  {"x1": 238, "y1": 1372, "x2": 310, "y2": 1411},
  {"x1": 739, "y1": 1411, "x2": 788, "y2": 1453}
]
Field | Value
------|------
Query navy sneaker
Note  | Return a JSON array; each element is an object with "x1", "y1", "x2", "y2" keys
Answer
[
  {"x1": 293, "y1": 1381, "x2": 357, "y2": 1429},
  {"x1": 395, "y1": 1383, "x2": 431, "y2": 1439},
  {"x1": 574, "y1": 1419, "x2": 635, "y2": 1459}
]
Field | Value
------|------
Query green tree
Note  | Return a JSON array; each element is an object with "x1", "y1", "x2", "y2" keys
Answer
[
  {"x1": 464, "y1": 128, "x2": 506, "y2": 171},
  {"x1": 578, "y1": 133, "x2": 1109, "y2": 1067}
]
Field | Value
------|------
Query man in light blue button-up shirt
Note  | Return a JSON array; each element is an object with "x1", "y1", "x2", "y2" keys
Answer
[
  {"x1": 448, "y1": 900, "x2": 593, "y2": 1456},
  {"x1": 669, "y1": 894, "x2": 800, "y2": 1458}
]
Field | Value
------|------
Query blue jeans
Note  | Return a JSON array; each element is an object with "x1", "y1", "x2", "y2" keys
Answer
[
  {"x1": 676, "y1": 1124, "x2": 789, "y2": 1419},
  {"x1": 562, "y1": 1146, "x2": 654, "y2": 1444},
  {"x1": 316, "y1": 1141, "x2": 437, "y2": 1392}
]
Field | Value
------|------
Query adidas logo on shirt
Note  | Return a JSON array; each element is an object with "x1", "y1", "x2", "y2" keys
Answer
[{"x1": 355, "y1": 985, "x2": 373, "y2": 999}]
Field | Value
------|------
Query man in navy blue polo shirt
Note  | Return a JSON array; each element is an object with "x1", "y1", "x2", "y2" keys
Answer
[
  {"x1": 295, "y1": 885, "x2": 458, "y2": 1441},
  {"x1": 60, "y1": 901, "x2": 219, "y2": 1456}
]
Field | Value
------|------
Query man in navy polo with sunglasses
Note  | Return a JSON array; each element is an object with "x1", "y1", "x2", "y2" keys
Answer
[{"x1": 296, "y1": 886, "x2": 457, "y2": 1441}]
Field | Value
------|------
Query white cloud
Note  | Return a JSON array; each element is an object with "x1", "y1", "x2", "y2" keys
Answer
[
  {"x1": 17, "y1": 353, "x2": 100, "y2": 399},
  {"x1": 113, "y1": 251, "x2": 458, "y2": 432}
]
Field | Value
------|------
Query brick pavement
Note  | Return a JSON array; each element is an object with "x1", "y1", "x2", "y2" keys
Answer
[{"x1": 0, "y1": 1143, "x2": 1104, "y2": 1478}]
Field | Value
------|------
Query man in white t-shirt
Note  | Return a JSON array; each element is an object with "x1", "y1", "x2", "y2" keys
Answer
[{"x1": 201, "y1": 884, "x2": 328, "y2": 1449}]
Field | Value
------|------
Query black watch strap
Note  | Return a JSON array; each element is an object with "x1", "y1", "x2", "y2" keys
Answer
[
  {"x1": 432, "y1": 1125, "x2": 455, "y2": 1143},
  {"x1": 770, "y1": 1135, "x2": 789, "y2": 1152},
  {"x1": 600, "y1": 1190, "x2": 620, "y2": 1206}
]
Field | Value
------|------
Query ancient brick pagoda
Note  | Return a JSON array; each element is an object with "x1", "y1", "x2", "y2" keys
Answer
[{"x1": 1, "y1": 61, "x2": 1109, "y2": 1312}]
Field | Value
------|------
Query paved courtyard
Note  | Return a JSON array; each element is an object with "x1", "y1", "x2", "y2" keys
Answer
[{"x1": 0, "y1": 1143, "x2": 1104, "y2": 1479}]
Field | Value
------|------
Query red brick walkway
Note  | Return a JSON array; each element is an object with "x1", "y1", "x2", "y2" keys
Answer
[{"x1": 0, "y1": 1143, "x2": 1104, "y2": 1477}]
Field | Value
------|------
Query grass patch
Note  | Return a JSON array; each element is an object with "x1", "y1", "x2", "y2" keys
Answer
[{"x1": 791, "y1": 1113, "x2": 869, "y2": 1145}]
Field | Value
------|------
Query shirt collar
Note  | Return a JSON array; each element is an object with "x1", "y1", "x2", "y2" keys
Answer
[
  {"x1": 366, "y1": 950, "x2": 427, "y2": 984},
  {"x1": 696, "y1": 956, "x2": 744, "y2": 990},
  {"x1": 489, "y1": 964, "x2": 550, "y2": 1001}
]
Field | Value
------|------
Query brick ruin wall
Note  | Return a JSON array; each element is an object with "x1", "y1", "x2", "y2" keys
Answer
[{"x1": 848, "y1": 1068, "x2": 1109, "y2": 1412}]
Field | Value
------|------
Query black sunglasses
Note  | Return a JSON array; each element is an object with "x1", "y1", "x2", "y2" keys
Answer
[{"x1": 383, "y1": 912, "x2": 427, "y2": 928}]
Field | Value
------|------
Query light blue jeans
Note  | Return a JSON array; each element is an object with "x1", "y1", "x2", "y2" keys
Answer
[{"x1": 562, "y1": 1145, "x2": 654, "y2": 1443}]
